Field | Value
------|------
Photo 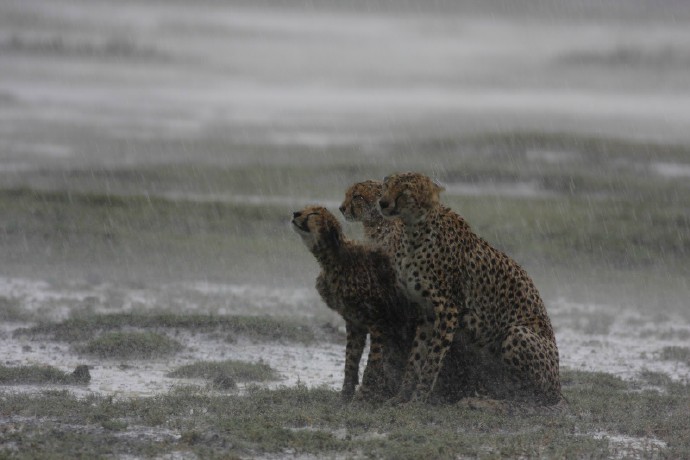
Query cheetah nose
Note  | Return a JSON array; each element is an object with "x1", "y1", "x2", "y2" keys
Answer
[
  {"x1": 292, "y1": 211, "x2": 302, "y2": 219},
  {"x1": 379, "y1": 199, "x2": 390, "y2": 209},
  {"x1": 338, "y1": 205, "x2": 345, "y2": 214}
]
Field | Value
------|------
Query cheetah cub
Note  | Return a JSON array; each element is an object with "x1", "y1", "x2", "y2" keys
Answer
[
  {"x1": 379, "y1": 172, "x2": 562, "y2": 405},
  {"x1": 339, "y1": 181, "x2": 426, "y2": 394},
  {"x1": 292, "y1": 205, "x2": 417, "y2": 401}
]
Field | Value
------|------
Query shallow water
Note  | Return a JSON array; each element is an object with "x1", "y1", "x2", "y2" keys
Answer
[{"x1": 588, "y1": 431, "x2": 667, "y2": 460}]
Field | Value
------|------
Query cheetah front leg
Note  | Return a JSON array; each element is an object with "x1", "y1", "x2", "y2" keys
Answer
[
  {"x1": 411, "y1": 295, "x2": 460, "y2": 402},
  {"x1": 356, "y1": 324, "x2": 387, "y2": 401},
  {"x1": 390, "y1": 320, "x2": 432, "y2": 404},
  {"x1": 342, "y1": 321, "x2": 367, "y2": 401}
]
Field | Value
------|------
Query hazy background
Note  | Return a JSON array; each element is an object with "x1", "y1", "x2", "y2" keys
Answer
[
  {"x1": 3, "y1": 0, "x2": 690, "y2": 170},
  {"x1": 1, "y1": 0, "x2": 689, "y2": 314}
]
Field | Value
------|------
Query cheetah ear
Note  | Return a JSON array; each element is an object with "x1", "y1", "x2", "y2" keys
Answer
[
  {"x1": 432, "y1": 179, "x2": 445, "y2": 193},
  {"x1": 429, "y1": 180, "x2": 445, "y2": 206}
]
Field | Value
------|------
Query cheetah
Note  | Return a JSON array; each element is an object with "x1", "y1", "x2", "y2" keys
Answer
[
  {"x1": 378, "y1": 172, "x2": 562, "y2": 405},
  {"x1": 340, "y1": 180, "x2": 493, "y2": 403},
  {"x1": 292, "y1": 205, "x2": 418, "y2": 401}
]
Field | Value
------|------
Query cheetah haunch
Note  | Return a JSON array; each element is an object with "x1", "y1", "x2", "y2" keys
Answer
[
  {"x1": 378, "y1": 172, "x2": 562, "y2": 405},
  {"x1": 292, "y1": 205, "x2": 418, "y2": 401}
]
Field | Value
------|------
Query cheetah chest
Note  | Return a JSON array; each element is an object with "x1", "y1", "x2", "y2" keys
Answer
[
  {"x1": 317, "y1": 272, "x2": 378, "y2": 327},
  {"x1": 396, "y1": 253, "x2": 435, "y2": 309}
]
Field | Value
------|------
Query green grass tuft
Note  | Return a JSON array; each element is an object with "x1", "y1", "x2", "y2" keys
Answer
[
  {"x1": 14, "y1": 313, "x2": 315, "y2": 344},
  {"x1": 167, "y1": 360, "x2": 280, "y2": 387},
  {"x1": 77, "y1": 331, "x2": 182, "y2": 359},
  {"x1": 0, "y1": 364, "x2": 89, "y2": 385},
  {"x1": 0, "y1": 296, "x2": 29, "y2": 321},
  {"x1": 659, "y1": 346, "x2": 690, "y2": 365}
]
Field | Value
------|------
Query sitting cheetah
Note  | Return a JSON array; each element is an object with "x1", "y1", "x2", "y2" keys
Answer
[
  {"x1": 292, "y1": 205, "x2": 418, "y2": 401},
  {"x1": 341, "y1": 180, "x2": 507, "y2": 404},
  {"x1": 378, "y1": 172, "x2": 562, "y2": 405}
]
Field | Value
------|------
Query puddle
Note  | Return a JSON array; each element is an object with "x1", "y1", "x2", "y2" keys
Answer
[
  {"x1": 551, "y1": 299, "x2": 690, "y2": 383},
  {"x1": 588, "y1": 431, "x2": 667, "y2": 459},
  {"x1": 1, "y1": 324, "x2": 348, "y2": 398},
  {"x1": 525, "y1": 149, "x2": 579, "y2": 164},
  {"x1": 161, "y1": 191, "x2": 341, "y2": 209},
  {"x1": 0, "y1": 277, "x2": 333, "y2": 322},
  {"x1": 0, "y1": 140, "x2": 74, "y2": 158},
  {"x1": 650, "y1": 161, "x2": 690, "y2": 179},
  {"x1": 444, "y1": 181, "x2": 555, "y2": 198}
]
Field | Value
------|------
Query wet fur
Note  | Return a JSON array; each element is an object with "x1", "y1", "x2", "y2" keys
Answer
[
  {"x1": 379, "y1": 173, "x2": 563, "y2": 405},
  {"x1": 292, "y1": 205, "x2": 418, "y2": 401}
]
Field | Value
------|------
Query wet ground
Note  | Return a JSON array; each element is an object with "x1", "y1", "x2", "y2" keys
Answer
[
  {"x1": 2, "y1": 276, "x2": 689, "y2": 399},
  {"x1": 1, "y1": 0, "x2": 690, "y2": 457}
]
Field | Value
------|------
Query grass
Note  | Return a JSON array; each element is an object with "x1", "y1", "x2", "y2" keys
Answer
[
  {"x1": 1, "y1": 132, "x2": 688, "y2": 280},
  {"x1": 0, "y1": 296, "x2": 28, "y2": 321},
  {"x1": 77, "y1": 331, "x2": 182, "y2": 359},
  {"x1": 167, "y1": 360, "x2": 280, "y2": 389},
  {"x1": 1, "y1": 130, "x2": 689, "y2": 454},
  {"x1": 0, "y1": 364, "x2": 89, "y2": 385},
  {"x1": 638, "y1": 370, "x2": 674, "y2": 388},
  {"x1": 0, "y1": 186, "x2": 302, "y2": 285},
  {"x1": 0, "y1": 370, "x2": 687, "y2": 458},
  {"x1": 660, "y1": 346, "x2": 690, "y2": 366},
  {"x1": 0, "y1": 132, "x2": 688, "y2": 309},
  {"x1": 14, "y1": 313, "x2": 315, "y2": 344}
]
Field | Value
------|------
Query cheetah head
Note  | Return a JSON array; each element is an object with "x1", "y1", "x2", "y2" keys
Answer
[
  {"x1": 339, "y1": 180, "x2": 384, "y2": 223},
  {"x1": 291, "y1": 205, "x2": 343, "y2": 252},
  {"x1": 379, "y1": 172, "x2": 445, "y2": 224}
]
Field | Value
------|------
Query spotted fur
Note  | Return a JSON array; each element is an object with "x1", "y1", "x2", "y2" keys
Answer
[
  {"x1": 292, "y1": 205, "x2": 417, "y2": 401},
  {"x1": 340, "y1": 179, "x2": 405, "y2": 255},
  {"x1": 379, "y1": 172, "x2": 562, "y2": 405},
  {"x1": 341, "y1": 180, "x2": 487, "y2": 403}
]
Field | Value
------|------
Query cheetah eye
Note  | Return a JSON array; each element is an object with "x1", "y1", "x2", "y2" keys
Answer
[{"x1": 352, "y1": 195, "x2": 364, "y2": 202}]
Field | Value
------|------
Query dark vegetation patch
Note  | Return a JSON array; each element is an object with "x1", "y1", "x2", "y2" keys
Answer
[
  {"x1": 0, "y1": 364, "x2": 90, "y2": 385},
  {"x1": 167, "y1": 360, "x2": 280, "y2": 389},
  {"x1": 1, "y1": 370, "x2": 687, "y2": 459},
  {"x1": 14, "y1": 313, "x2": 315, "y2": 344},
  {"x1": 638, "y1": 370, "x2": 674, "y2": 388},
  {"x1": 77, "y1": 331, "x2": 182, "y2": 359},
  {"x1": 659, "y1": 346, "x2": 690, "y2": 365},
  {"x1": 0, "y1": 296, "x2": 28, "y2": 321},
  {"x1": 0, "y1": 33, "x2": 167, "y2": 60}
]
